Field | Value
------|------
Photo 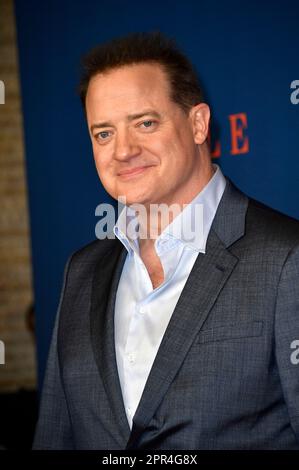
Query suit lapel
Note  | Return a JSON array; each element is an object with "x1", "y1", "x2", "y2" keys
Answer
[
  {"x1": 89, "y1": 239, "x2": 131, "y2": 447},
  {"x1": 126, "y1": 178, "x2": 249, "y2": 448}
]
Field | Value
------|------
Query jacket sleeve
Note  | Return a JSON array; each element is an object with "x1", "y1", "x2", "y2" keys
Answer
[
  {"x1": 275, "y1": 243, "x2": 299, "y2": 442},
  {"x1": 33, "y1": 255, "x2": 74, "y2": 450}
]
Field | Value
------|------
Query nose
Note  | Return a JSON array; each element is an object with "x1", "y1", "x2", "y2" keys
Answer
[{"x1": 113, "y1": 127, "x2": 141, "y2": 161}]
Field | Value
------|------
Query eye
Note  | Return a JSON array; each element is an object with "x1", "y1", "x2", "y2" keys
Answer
[
  {"x1": 96, "y1": 130, "x2": 111, "y2": 140},
  {"x1": 142, "y1": 120, "x2": 153, "y2": 127},
  {"x1": 139, "y1": 120, "x2": 157, "y2": 130}
]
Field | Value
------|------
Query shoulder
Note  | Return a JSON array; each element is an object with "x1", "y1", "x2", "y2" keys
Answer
[
  {"x1": 215, "y1": 177, "x2": 299, "y2": 255},
  {"x1": 64, "y1": 236, "x2": 123, "y2": 280},
  {"x1": 245, "y1": 196, "x2": 299, "y2": 250},
  {"x1": 70, "y1": 237, "x2": 117, "y2": 261}
]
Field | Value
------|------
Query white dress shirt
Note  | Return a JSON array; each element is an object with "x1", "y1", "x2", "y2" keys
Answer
[{"x1": 113, "y1": 164, "x2": 226, "y2": 428}]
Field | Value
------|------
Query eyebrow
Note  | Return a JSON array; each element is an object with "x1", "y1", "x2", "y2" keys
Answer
[{"x1": 90, "y1": 110, "x2": 161, "y2": 133}]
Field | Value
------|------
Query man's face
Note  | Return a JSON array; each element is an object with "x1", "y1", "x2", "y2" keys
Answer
[{"x1": 86, "y1": 63, "x2": 206, "y2": 207}]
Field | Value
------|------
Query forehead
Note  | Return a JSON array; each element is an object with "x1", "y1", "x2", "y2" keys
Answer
[{"x1": 85, "y1": 63, "x2": 173, "y2": 119}]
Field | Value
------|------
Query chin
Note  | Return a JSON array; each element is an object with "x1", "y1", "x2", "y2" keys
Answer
[{"x1": 119, "y1": 192, "x2": 151, "y2": 207}]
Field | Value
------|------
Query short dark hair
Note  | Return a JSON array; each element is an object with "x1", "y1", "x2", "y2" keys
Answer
[{"x1": 79, "y1": 31, "x2": 203, "y2": 114}]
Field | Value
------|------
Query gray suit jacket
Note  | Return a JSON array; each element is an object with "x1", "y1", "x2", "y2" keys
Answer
[{"x1": 33, "y1": 178, "x2": 299, "y2": 449}]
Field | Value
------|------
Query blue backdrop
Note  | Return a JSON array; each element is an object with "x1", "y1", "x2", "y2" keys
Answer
[{"x1": 14, "y1": 0, "x2": 299, "y2": 388}]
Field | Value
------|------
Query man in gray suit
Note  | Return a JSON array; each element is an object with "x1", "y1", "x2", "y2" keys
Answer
[{"x1": 33, "y1": 32, "x2": 299, "y2": 450}]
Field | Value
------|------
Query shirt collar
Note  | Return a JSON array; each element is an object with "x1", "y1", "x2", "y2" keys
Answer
[
  {"x1": 113, "y1": 164, "x2": 226, "y2": 255},
  {"x1": 113, "y1": 204, "x2": 139, "y2": 255}
]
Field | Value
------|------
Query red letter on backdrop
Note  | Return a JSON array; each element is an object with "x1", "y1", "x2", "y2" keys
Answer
[
  {"x1": 207, "y1": 128, "x2": 221, "y2": 158},
  {"x1": 229, "y1": 113, "x2": 249, "y2": 155}
]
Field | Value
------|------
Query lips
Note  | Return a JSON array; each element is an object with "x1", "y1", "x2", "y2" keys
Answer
[{"x1": 117, "y1": 165, "x2": 153, "y2": 178}]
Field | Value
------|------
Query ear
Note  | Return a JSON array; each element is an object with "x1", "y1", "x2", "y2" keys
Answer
[{"x1": 189, "y1": 103, "x2": 210, "y2": 145}]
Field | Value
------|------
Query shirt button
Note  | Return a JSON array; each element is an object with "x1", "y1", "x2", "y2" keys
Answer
[
  {"x1": 127, "y1": 353, "x2": 135, "y2": 363},
  {"x1": 139, "y1": 306, "x2": 145, "y2": 314}
]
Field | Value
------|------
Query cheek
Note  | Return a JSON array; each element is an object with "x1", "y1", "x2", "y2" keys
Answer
[
  {"x1": 93, "y1": 154, "x2": 103, "y2": 177},
  {"x1": 167, "y1": 132, "x2": 195, "y2": 165},
  {"x1": 93, "y1": 146, "x2": 110, "y2": 173},
  {"x1": 93, "y1": 150, "x2": 120, "y2": 194},
  {"x1": 156, "y1": 138, "x2": 188, "y2": 171}
]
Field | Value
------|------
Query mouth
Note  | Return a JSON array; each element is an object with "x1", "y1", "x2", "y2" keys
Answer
[{"x1": 117, "y1": 165, "x2": 153, "y2": 180}]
